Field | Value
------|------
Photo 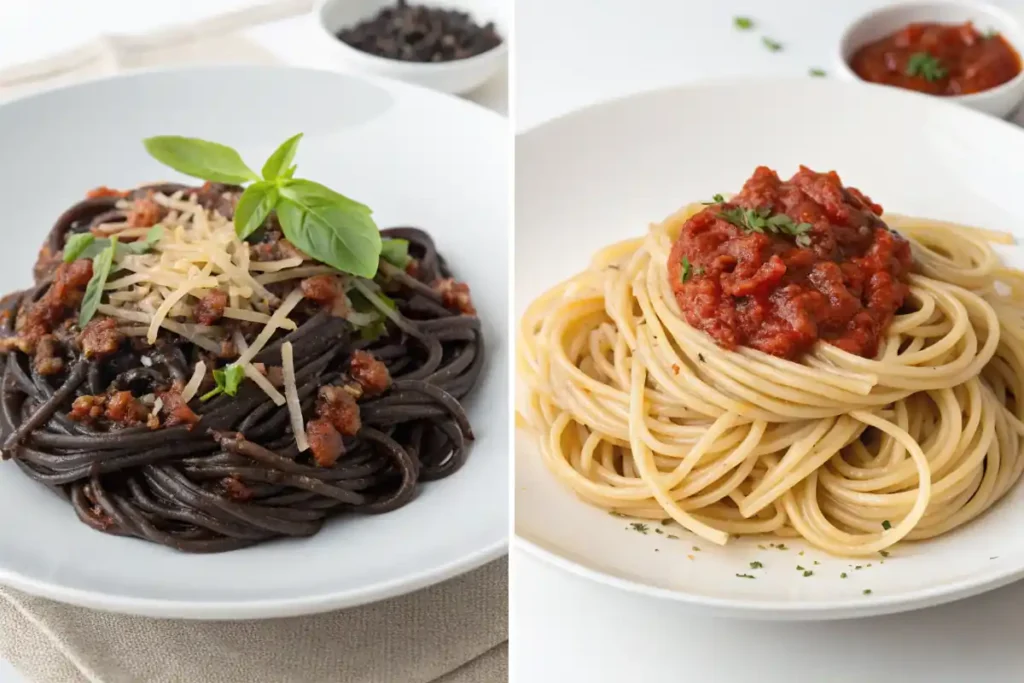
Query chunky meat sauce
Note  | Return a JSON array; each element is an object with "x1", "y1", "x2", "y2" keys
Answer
[
  {"x1": 668, "y1": 166, "x2": 912, "y2": 360},
  {"x1": 850, "y1": 22, "x2": 1021, "y2": 96}
]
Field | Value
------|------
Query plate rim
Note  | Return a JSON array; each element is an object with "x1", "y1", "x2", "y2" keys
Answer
[
  {"x1": 514, "y1": 76, "x2": 1024, "y2": 620},
  {"x1": 0, "y1": 63, "x2": 509, "y2": 620}
]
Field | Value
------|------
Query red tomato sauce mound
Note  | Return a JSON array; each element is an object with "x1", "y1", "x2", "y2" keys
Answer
[
  {"x1": 667, "y1": 166, "x2": 913, "y2": 360},
  {"x1": 850, "y1": 22, "x2": 1021, "y2": 96}
]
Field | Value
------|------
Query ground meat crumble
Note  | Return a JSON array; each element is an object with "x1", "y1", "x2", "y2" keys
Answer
[
  {"x1": 432, "y1": 278, "x2": 476, "y2": 315},
  {"x1": 349, "y1": 350, "x2": 390, "y2": 396}
]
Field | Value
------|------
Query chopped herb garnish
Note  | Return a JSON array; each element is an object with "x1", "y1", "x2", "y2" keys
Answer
[
  {"x1": 655, "y1": 528, "x2": 664, "y2": 535},
  {"x1": 703, "y1": 193, "x2": 726, "y2": 205},
  {"x1": 762, "y1": 36, "x2": 783, "y2": 52},
  {"x1": 882, "y1": 520, "x2": 892, "y2": 530},
  {"x1": 813, "y1": 560, "x2": 820, "y2": 565},
  {"x1": 840, "y1": 572, "x2": 848, "y2": 579},
  {"x1": 680, "y1": 256, "x2": 693, "y2": 282},
  {"x1": 609, "y1": 511, "x2": 626, "y2": 518},
  {"x1": 796, "y1": 565, "x2": 805, "y2": 571},
  {"x1": 905, "y1": 52, "x2": 947, "y2": 82},
  {"x1": 879, "y1": 550, "x2": 890, "y2": 558},
  {"x1": 735, "y1": 573, "x2": 756, "y2": 579},
  {"x1": 667, "y1": 534, "x2": 679, "y2": 540},
  {"x1": 750, "y1": 561, "x2": 763, "y2": 569},
  {"x1": 698, "y1": 353, "x2": 705, "y2": 363},
  {"x1": 803, "y1": 570, "x2": 813, "y2": 577},
  {"x1": 629, "y1": 522, "x2": 649, "y2": 534},
  {"x1": 776, "y1": 543, "x2": 787, "y2": 550},
  {"x1": 798, "y1": 551, "x2": 804, "y2": 556},
  {"x1": 855, "y1": 565, "x2": 863, "y2": 570},
  {"x1": 692, "y1": 546, "x2": 702, "y2": 552},
  {"x1": 734, "y1": 16, "x2": 754, "y2": 30},
  {"x1": 717, "y1": 205, "x2": 812, "y2": 244},
  {"x1": 757, "y1": 544, "x2": 767, "y2": 550},
  {"x1": 863, "y1": 589, "x2": 872, "y2": 595},
  {"x1": 809, "y1": 68, "x2": 826, "y2": 77},
  {"x1": 661, "y1": 519, "x2": 672, "y2": 525}
]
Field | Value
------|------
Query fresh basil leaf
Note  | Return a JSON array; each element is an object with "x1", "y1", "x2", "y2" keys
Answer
[
  {"x1": 276, "y1": 193, "x2": 382, "y2": 279},
  {"x1": 261, "y1": 133, "x2": 303, "y2": 181},
  {"x1": 234, "y1": 181, "x2": 278, "y2": 240},
  {"x1": 222, "y1": 364, "x2": 245, "y2": 395},
  {"x1": 79, "y1": 236, "x2": 118, "y2": 328},
  {"x1": 279, "y1": 179, "x2": 370, "y2": 214},
  {"x1": 282, "y1": 165, "x2": 297, "y2": 179},
  {"x1": 380, "y1": 238, "x2": 411, "y2": 268},
  {"x1": 63, "y1": 233, "x2": 96, "y2": 263},
  {"x1": 124, "y1": 225, "x2": 164, "y2": 255},
  {"x1": 143, "y1": 136, "x2": 259, "y2": 184}
]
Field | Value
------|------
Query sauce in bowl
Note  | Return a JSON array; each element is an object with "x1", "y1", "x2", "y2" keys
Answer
[{"x1": 850, "y1": 22, "x2": 1021, "y2": 96}]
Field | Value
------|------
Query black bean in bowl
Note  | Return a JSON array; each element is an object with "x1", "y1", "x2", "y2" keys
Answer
[{"x1": 337, "y1": 1, "x2": 503, "y2": 63}]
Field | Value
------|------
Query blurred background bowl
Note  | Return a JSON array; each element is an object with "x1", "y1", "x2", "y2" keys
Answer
[
  {"x1": 316, "y1": 0, "x2": 508, "y2": 95},
  {"x1": 835, "y1": 1, "x2": 1024, "y2": 118}
]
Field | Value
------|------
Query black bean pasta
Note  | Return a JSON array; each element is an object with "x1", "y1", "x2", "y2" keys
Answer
[{"x1": 0, "y1": 183, "x2": 483, "y2": 553}]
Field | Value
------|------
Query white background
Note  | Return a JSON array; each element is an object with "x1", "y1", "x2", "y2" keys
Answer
[{"x1": 513, "y1": 1, "x2": 1024, "y2": 682}]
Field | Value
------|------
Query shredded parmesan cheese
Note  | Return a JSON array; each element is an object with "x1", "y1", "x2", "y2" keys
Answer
[
  {"x1": 248, "y1": 257, "x2": 304, "y2": 272},
  {"x1": 147, "y1": 263, "x2": 215, "y2": 343},
  {"x1": 235, "y1": 289, "x2": 305, "y2": 367},
  {"x1": 180, "y1": 360, "x2": 207, "y2": 402},
  {"x1": 256, "y1": 266, "x2": 337, "y2": 285},
  {"x1": 223, "y1": 307, "x2": 297, "y2": 330},
  {"x1": 281, "y1": 342, "x2": 308, "y2": 452},
  {"x1": 243, "y1": 363, "x2": 285, "y2": 406}
]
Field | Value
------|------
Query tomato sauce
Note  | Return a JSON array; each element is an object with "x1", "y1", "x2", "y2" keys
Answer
[
  {"x1": 667, "y1": 167, "x2": 913, "y2": 360},
  {"x1": 850, "y1": 22, "x2": 1021, "y2": 95}
]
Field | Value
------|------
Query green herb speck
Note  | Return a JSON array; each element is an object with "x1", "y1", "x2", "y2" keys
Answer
[
  {"x1": 736, "y1": 573, "x2": 756, "y2": 579},
  {"x1": 762, "y1": 36, "x2": 783, "y2": 52},
  {"x1": 809, "y1": 68, "x2": 826, "y2": 77},
  {"x1": 840, "y1": 572, "x2": 848, "y2": 579},
  {"x1": 629, "y1": 522, "x2": 649, "y2": 534},
  {"x1": 734, "y1": 16, "x2": 754, "y2": 30},
  {"x1": 882, "y1": 520, "x2": 892, "y2": 530},
  {"x1": 803, "y1": 570, "x2": 813, "y2": 577},
  {"x1": 750, "y1": 561, "x2": 763, "y2": 569}
]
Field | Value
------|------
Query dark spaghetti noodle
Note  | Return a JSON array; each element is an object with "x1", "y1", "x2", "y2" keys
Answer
[{"x1": 0, "y1": 184, "x2": 483, "y2": 553}]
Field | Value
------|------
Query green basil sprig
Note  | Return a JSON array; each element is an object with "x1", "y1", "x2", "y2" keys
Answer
[
  {"x1": 78, "y1": 236, "x2": 118, "y2": 328},
  {"x1": 143, "y1": 133, "x2": 385, "y2": 278},
  {"x1": 64, "y1": 226, "x2": 164, "y2": 264}
]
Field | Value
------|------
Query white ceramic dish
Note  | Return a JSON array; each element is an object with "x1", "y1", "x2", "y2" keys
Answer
[
  {"x1": 515, "y1": 78, "x2": 1024, "y2": 621},
  {"x1": 0, "y1": 65, "x2": 509, "y2": 619},
  {"x1": 836, "y1": 1, "x2": 1024, "y2": 118},
  {"x1": 316, "y1": 0, "x2": 508, "y2": 95}
]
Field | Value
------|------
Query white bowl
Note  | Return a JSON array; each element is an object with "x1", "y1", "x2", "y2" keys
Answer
[
  {"x1": 836, "y1": 0, "x2": 1024, "y2": 118},
  {"x1": 316, "y1": 0, "x2": 508, "y2": 95}
]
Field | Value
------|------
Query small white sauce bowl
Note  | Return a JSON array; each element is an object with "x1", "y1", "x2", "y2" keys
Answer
[
  {"x1": 316, "y1": 0, "x2": 508, "y2": 95},
  {"x1": 836, "y1": 0, "x2": 1024, "y2": 118}
]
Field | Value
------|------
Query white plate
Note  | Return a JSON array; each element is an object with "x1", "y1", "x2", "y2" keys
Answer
[
  {"x1": 515, "y1": 78, "x2": 1024, "y2": 620},
  {"x1": 0, "y1": 65, "x2": 508, "y2": 619}
]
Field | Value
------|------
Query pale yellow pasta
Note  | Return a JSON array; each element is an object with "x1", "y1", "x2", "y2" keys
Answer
[{"x1": 518, "y1": 205, "x2": 1024, "y2": 556}]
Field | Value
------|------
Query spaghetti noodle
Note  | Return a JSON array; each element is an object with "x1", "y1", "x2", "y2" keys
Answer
[
  {"x1": 0, "y1": 183, "x2": 484, "y2": 553},
  {"x1": 518, "y1": 167, "x2": 1024, "y2": 556}
]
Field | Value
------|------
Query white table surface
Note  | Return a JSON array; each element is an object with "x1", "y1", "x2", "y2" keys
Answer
[
  {"x1": 512, "y1": 1, "x2": 1024, "y2": 682},
  {"x1": 0, "y1": 2, "x2": 505, "y2": 681}
]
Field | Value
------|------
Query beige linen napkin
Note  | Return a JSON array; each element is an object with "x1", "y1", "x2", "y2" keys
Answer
[
  {"x1": 0, "y1": 6, "x2": 509, "y2": 682},
  {"x1": 0, "y1": 562, "x2": 508, "y2": 683}
]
